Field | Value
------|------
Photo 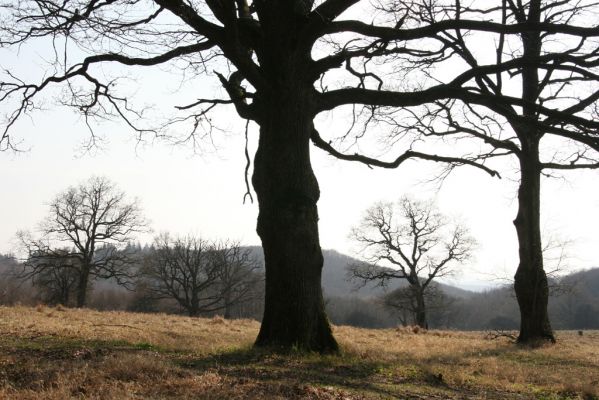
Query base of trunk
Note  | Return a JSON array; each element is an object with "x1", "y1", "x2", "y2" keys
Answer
[
  {"x1": 255, "y1": 309, "x2": 338, "y2": 353},
  {"x1": 514, "y1": 265, "x2": 555, "y2": 344}
]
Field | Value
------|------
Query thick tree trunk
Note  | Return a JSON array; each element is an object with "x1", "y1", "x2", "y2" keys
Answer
[
  {"x1": 513, "y1": 146, "x2": 555, "y2": 343},
  {"x1": 252, "y1": 90, "x2": 338, "y2": 353}
]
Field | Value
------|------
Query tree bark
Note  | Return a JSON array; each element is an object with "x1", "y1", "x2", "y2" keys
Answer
[
  {"x1": 223, "y1": 291, "x2": 232, "y2": 319},
  {"x1": 252, "y1": 88, "x2": 338, "y2": 353},
  {"x1": 513, "y1": 12, "x2": 555, "y2": 343},
  {"x1": 76, "y1": 265, "x2": 90, "y2": 307},
  {"x1": 513, "y1": 143, "x2": 555, "y2": 343},
  {"x1": 415, "y1": 289, "x2": 428, "y2": 329}
]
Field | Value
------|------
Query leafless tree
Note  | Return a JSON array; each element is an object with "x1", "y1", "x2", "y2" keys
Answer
[
  {"x1": 3, "y1": 0, "x2": 599, "y2": 350},
  {"x1": 142, "y1": 234, "x2": 261, "y2": 317},
  {"x1": 381, "y1": 283, "x2": 452, "y2": 328},
  {"x1": 349, "y1": 197, "x2": 474, "y2": 328},
  {"x1": 356, "y1": 0, "x2": 599, "y2": 343},
  {"x1": 18, "y1": 176, "x2": 147, "y2": 307},
  {"x1": 25, "y1": 248, "x2": 80, "y2": 305},
  {"x1": 211, "y1": 241, "x2": 263, "y2": 319}
]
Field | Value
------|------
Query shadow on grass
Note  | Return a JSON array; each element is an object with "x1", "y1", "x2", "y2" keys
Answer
[
  {"x1": 417, "y1": 341, "x2": 599, "y2": 371},
  {"x1": 0, "y1": 333, "x2": 164, "y2": 360},
  {"x1": 174, "y1": 346, "x2": 452, "y2": 399}
]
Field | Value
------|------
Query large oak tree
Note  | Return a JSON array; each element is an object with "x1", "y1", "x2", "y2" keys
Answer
[{"x1": 2, "y1": 0, "x2": 599, "y2": 350}]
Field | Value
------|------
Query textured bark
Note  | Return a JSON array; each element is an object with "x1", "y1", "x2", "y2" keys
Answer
[
  {"x1": 513, "y1": 142, "x2": 555, "y2": 343},
  {"x1": 512, "y1": 14, "x2": 555, "y2": 344},
  {"x1": 251, "y1": 89, "x2": 338, "y2": 353},
  {"x1": 249, "y1": 6, "x2": 338, "y2": 353}
]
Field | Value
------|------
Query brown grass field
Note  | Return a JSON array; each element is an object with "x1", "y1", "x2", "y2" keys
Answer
[{"x1": 0, "y1": 305, "x2": 597, "y2": 399}]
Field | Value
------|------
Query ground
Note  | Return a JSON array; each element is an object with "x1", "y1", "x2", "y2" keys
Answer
[{"x1": 0, "y1": 306, "x2": 597, "y2": 399}]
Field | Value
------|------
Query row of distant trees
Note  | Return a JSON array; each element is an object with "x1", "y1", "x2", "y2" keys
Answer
[
  {"x1": 16, "y1": 238, "x2": 263, "y2": 318},
  {"x1": 8, "y1": 176, "x2": 263, "y2": 318},
  {"x1": 4, "y1": 245, "x2": 597, "y2": 330},
  {"x1": 325, "y1": 277, "x2": 599, "y2": 331},
  {"x1": 11, "y1": 175, "x2": 467, "y2": 327},
  {"x1": 5, "y1": 175, "x2": 594, "y2": 332}
]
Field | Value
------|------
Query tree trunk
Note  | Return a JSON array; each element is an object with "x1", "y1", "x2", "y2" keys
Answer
[
  {"x1": 513, "y1": 145, "x2": 555, "y2": 343},
  {"x1": 223, "y1": 291, "x2": 232, "y2": 319},
  {"x1": 252, "y1": 89, "x2": 338, "y2": 353},
  {"x1": 415, "y1": 289, "x2": 428, "y2": 329},
  {"x1": 76, "y1": 265, "x2": 90, "y2": 307},
  {"x1": 189, "y1": 292, "x2": 199, "y2": 317}
]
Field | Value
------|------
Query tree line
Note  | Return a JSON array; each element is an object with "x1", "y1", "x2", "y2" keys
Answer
[
  {"x1": 327, "y1": 269, "x2": 599, "y2": 331},
  {"x1": 1, "y1": 173, "x2": 596, "y2": 337},
  {"x1": 2, "y1": 176, "x2": 596, "y2": 330},
  {"x1": 8, "y1": 177, "x2": 264, "y2": 318},
  {"x1": 4, "y1": 246, "x2": 598, "y2": 331}
]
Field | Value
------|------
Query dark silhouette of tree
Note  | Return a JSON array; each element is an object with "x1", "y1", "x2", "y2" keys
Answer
[
  {"x1": 3, "y1": 0, "x2": 599, "y2": 350},
  {"x1": 18, "y1": 177, "x2": 147, "y2": 307},
  {"x1": 359, "y1": 0, "x2": 599, "y2": 343},
  {"x1": 381, "y1": 282, "x2": 452, "y2": 328},
  {"x1": 25, "y1": 249, "x2": 80, "y2": 306},
  {"x1": 142, "y1": 234, "x2": 261, "y2": 317},
  {"x1": 211, "y1": 241, "x2": 263, "y2": 319},
  {"x1": 349, "y1": 197, "x2": 474, "y2": 328}
]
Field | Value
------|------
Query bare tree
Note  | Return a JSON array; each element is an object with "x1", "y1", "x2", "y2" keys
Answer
[
  {"x1": 3, "y1": 0, "x2": 599, "y2": 350},
  {"x1": 143, "y1": 234, "x2": 221, "y2": 316},
  {"x1": 25, "y1": 248, "x2": 80, "y2": 305},
  {"x1": 18, "y1": 176, "x2": 147, "y2": 307},
  {"x1": 211, "y1": 241, "x2": 263, "y2": 319},
  {"x1": 142, "y1": 234, "x2": 261, "y2": 317},
  {"x1": 349, "y1": 197, "x2": 474, "y2": 328},
  {"x1": 381, "y1": 282, "x2": 453, "y2": 328},
  {"x1": 352, "y1": 0, "x2": 599, "y2": 343}
]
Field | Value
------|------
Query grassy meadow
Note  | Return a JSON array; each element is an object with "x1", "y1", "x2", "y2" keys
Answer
[{"x1": 0, "y1": 305, "x2": 597, "y2": 399}]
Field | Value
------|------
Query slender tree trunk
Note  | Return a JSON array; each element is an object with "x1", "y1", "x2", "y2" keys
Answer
[
  {"x1": 76, "y1": 265, "x2": 90, "y2": 307},
  {"x1": 61, "y1": 284, "x2": 69, "y2": 306},
  {"x1": 513, "y1": 145, "x2": 555, "y2": 343},
  {"x1": 252, "y1": 88, "x2": 338, "y2": 353},
  {"x1": 223, "y1": 291, "x2": 232, "y2": 319},
  {"x1": 189, "y1": 293, "x2": 199, "y2": 317},
  {"x1": 415, "y1": 289, "x2": 427, "y2": 329}
]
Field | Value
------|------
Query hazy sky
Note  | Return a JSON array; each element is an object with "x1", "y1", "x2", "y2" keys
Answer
[{"x1": 2, "y1": 5, "x2": 599, "y2": 290}]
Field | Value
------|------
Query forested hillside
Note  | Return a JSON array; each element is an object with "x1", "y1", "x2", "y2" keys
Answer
[{"x1": 2, "y1": 251, "x2": 597, "y2": 330}]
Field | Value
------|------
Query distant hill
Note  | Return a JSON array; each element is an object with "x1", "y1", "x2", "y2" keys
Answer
[
  {"x1": 3, "y1": 248, "x2": 598, "y2": 330},
  {"x1": 247, "y1": 247, "x2": 476, "y2": 300},
  {"x1": 316, "y1": 250, "x2": 599, "y2": 330}
]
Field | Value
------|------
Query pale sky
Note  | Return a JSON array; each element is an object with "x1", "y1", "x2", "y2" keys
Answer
[
  {"x1": 2, "y1": 99, "x2": 598, "y2": 290},
  {"x1": 2, "y1": 4, "x2": 599, "y2": 291}
]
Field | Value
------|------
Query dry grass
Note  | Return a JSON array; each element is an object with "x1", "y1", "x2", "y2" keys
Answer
[{"x1": 0, "y1": 305, "x2": 597, "y2": 399}]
